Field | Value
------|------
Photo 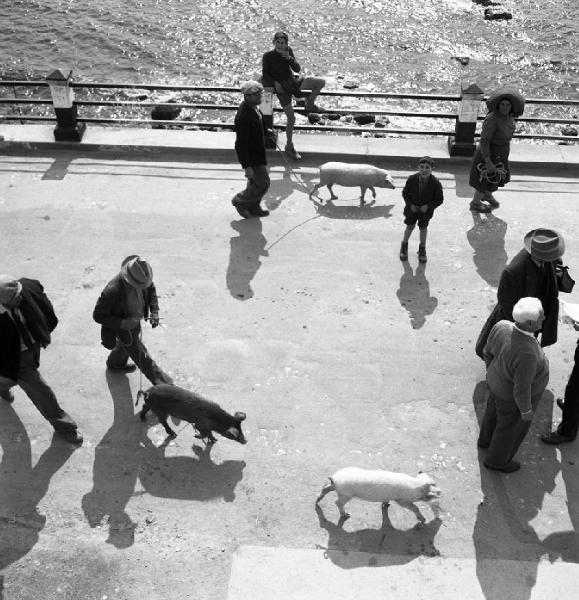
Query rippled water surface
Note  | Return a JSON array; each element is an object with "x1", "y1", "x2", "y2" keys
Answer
[{"x1": 1, "y1": 0, "x2": 578, "y2": 99}]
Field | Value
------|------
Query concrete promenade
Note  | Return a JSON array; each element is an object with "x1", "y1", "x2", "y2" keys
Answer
[{"x1": 1, "y1": 124, "x2": 579, "y2": 600}]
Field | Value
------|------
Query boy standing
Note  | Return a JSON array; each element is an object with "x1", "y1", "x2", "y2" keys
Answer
[{"x1": 399, "y1": 157, "x2": 444, "y2": 263}]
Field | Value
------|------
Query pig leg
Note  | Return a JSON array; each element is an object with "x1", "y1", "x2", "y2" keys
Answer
[
  {"x1": 370, "y1": 187, "x2": 376, "y2": 199},
  {"x1": 396, "y1": 500, "x2": 426, "y2": 523},
  {"x1": 195, "y1": 429, "x2": 218, "y2": 445},
  {"x1": 310, "y1": 182, "x2": 323, "y2": 199},
  {"x1": 360, "y1": 187, "x2": 367, "y2": 206},
  {"x1": 335, "y1": 493, "x2": 351, "y2": 519},
  {"x1": 157, "y1": 414, "x2": 177, "y2": 438},
  {"x1": 327, "y1": 184, "x2": 338, "y2": 200},
  {"x1": 315, "y1": 481, "x2": 335, "y2": 504},
  {"x1": 139, "y1": 405, "x2": 150, "y2": 421}
]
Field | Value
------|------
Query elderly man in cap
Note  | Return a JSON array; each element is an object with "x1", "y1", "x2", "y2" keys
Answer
[
  {"x1": 476, "y1": 228, "x2": 565, "y2": 357},
  {"x1": 0, "y1": 275, "x2": 83, "y2": 444},
  {"x1": 93, "y1": 255, "x2": 173, "y2": 385},
  {"x1": 232, "y1": 80, "x2": 270, "y2": 219},
  {"x1": 478, "y1": 297, "x2": 549, "y2": 473}
]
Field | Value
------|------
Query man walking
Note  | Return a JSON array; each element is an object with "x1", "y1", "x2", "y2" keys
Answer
[
  {"x1": 232, "y1": 80, "x2": 270, "y2": 219},
  {"x1": 0, "y1": 275, "x2": 83, "y2": 444},
  {"x1": 93, "y1": 255, "x2": 173, "y2": 385}
]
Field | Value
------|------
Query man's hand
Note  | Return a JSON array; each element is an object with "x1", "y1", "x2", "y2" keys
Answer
[
  {"x1": 419, "y1": 205, "x2": 428, "y2": 214},
  {"x1": 149, "y1": 315, "x2": 160, "y2": 328},
  {"x1": 120, "y1": 317, "x2": 140, "y2": 330},
  {"x1": 410, "y1": 204, "x2": 419, "y2": 213},
  {"x1": 245, "y1": 167, "x2": 255, "y2": 180}
]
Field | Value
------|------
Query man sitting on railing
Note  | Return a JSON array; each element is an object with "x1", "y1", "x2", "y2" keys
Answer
[{"x1": 262, "y1": 30, "x2": 326, "y2": 160}]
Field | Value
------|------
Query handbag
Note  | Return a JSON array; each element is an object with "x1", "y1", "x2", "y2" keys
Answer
[{"x1": 556, "y1": 265, "x2": 575, "y2": 293}]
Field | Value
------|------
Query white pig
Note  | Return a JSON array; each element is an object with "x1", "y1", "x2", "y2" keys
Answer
[
  {"x1": 315, "y1": 467, "x2": 441, "y2": 522},
  {"x1": 309, "y1": 162, "x2": 396, "y2": 206}
]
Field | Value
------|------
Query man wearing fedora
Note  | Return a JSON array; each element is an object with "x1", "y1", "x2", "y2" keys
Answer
[
  {"x1": 0, "y1": 275, "x2": 83, "y2": 444},
  {"x1": 232, "y1": 80, "x2": 270, "y2": 219},
  {"x1": 476, "y1": 228, "x2": 565, "y2": 357},
  {"x1": 93, "y1": 256, "x2": 173, "y2": 385}
]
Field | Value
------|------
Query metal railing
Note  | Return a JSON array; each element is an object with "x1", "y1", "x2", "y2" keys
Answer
[{"x1": 1, "y1": 79, "x2": 578, "y2": 142}]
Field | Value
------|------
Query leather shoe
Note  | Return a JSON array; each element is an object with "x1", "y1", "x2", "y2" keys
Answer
[
  {"x1": 0, "y1": 390, "x2": 14, "y2": 403},
  {"x1": 557, "y1": 398, "x2": 565, "y2": 410},
  {"x1": 484, "y1": 460, "x2": 520, "y2": 473},
  {"x1": 541, "y1": 431, "x2": 575, "y2": 445},
  {"x1": 249, "y1": 206, "x2": 270, "y2": 217},
  {"x1": 57, "y1": 429, "x2": 84, "y2": 445},
  {"x1": 107, "y1": 364, "x2": 137, "y2": 373}
]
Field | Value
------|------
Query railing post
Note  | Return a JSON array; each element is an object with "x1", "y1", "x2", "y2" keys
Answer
[
  {"x1": 46, "y1": 69, "x2": 86, "y2": 141},
  {"x1": 261, "y1": 87, "x2": 277, "y2": 149},
  {"x1": 448, "y1": 82, "x2": 484, "y2": 156}
]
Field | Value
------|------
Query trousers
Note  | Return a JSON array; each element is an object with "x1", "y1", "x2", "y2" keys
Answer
[
  {"x1": 478, "y1": 390, "x2": 542, "y2": 466},
  {"x1": 558, "y1": 341, "x2": 579, "y2": 438},
  {"x1": 106, "y1": 325, "x2": 173, "y2": 385},
  {"x1": 0, "y1": 344, "x2": 77, "y2": 433},
  {"x1": 233, "y1": 164, "x2": 270, "y2": 209}
]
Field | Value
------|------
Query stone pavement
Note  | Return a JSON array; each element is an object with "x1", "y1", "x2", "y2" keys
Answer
[{"x1": 0, "y1": 126, "x2": 579, "y2": 600}]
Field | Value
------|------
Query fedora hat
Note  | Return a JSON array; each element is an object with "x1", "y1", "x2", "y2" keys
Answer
[
  {"x1": 524, "y1": 228, "x2": 565, "y2": 262},
  {"x1": 120, "y1": 255, "x2": 153, "y2": 289},
  {"x1": 0, "y1": 275, "x2": 22, "y2": 306}
]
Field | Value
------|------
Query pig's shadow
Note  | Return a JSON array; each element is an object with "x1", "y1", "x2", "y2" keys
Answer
[
  {"x1": 138, "y1": 440, "x2": 246, "y2": 502},
  {"x1": 266, "y1": 164, "x2": 314, "y2": 211},
  {"x1": 315, "y1": 504, "x2": 441, "y2": 569},
  {"x1": 311, "y1": 198, "x2": 395, "y2": 220}
]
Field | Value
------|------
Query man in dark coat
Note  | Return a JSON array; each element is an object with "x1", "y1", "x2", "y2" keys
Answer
[
  {"x1": 93, "y1": 255, "x2": 173, "y2": 385},
  {"x1": 476, "y1": 228, "x2": 565, "y2": 358},
  {"x1": 232, "y1": 80, "x2": 270, "y2": 219},
  {"x1": 0, "y1": 275, "x2": 82, "y2": 444}
]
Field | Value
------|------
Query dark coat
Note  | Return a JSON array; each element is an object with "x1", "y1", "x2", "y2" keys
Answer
[
  {"x1": 402, "y1": 173, "x2": 444, "y2": 218},
  {"x1": 234, "y1": 101, "x2": 266, "y2": 169},
  {"x1": 93, "y1": 274, "x2": 159, "y2": 350},
  {"x1": 477, "y1": 249, "x2": 559, "y2": 357},
  {"x1": 0, "y1": 278, "x2": 58, "y2": 380}
]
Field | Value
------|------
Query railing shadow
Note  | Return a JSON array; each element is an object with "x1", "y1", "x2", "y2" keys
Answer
[
  {"x1": 0, "y1": 404, "x2": 75, "y2": 571},
  {"x1": 396, "y1": 262, "x2": 438, "y2": 329},
  {"x1": 226, "y1": 219, "x2": 268, "y2": 300},
  {"x1": 315, "y1": 503, "x2": 441, "y2": 570}
]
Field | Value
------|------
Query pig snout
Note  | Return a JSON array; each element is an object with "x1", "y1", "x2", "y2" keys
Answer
[
  {"x1": 222, "y1": 425, "x2": 246, "y2": 444},
  {"x1": 382, "y1": 175, "x2": 396, "y2": 189}
]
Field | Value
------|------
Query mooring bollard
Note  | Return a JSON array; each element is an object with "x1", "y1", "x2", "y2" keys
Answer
[
  {"x1": 46, "y1": 69, "x2": 86, "y2": 141},
  {"x1": 260, "y1": 87, "x2": 277, "y2": 149},
  {"x1": 448, "y1": 82, "x2": 484, "y2": 157}
]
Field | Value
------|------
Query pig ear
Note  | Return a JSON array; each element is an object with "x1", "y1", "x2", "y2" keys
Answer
[{"x1": 234, "y1": 411, "x2": 246, "y2": 422}]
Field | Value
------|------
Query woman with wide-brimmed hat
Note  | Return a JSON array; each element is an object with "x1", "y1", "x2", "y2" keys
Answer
[{"x1": 468, "y1": 86, "x2": 525, "y2": 213}]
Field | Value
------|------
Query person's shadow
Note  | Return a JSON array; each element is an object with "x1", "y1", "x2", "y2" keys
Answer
[
  {"x1": 396, "y1": 262, "x2": 438, "y2": 329},
  {"x1": 315, "y1": 503, "x2": 442, "y2": 569},
  {"x1": 226, "y1": 219, "x2": 268, "y2": 300},
  {"x1": 310, "y1": 198, "x2": 395, "y2": 220},
  {"x1": 138, "y1": 441, "x2": 246, "y2": 503},
  {"x1": 466, "y1": 212, "x2": 508, "y2": 287},
  {"x1": 0, "y1": 404, "x2": 75, "y2": 571},
  {"x1": 472, "y1": 383, "x2": 560, "y2": 600},
  {"x1": 81, "y1": 371, "x2": 143, "y2": 548}
]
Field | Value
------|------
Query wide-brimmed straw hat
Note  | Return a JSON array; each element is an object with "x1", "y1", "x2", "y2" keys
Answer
[
  {"x1": 120, "y1": 255, "x2": 153, "y2": 289},
  {"x1": 523, "y1": 228, "x2": 565, "y2": 262},
  {"x1": 0, "y1": 275, "x2": 22, "y2": 305},
  {"x1": 486, "y1": 86, "x2": 526, "y2": 117}
]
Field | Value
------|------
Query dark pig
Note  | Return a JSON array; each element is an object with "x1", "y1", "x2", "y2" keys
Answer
[{"x1": 137, "y1": 384, "x2": 247, "y2": 445}]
